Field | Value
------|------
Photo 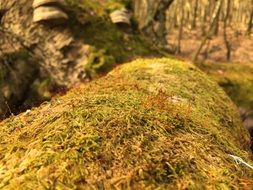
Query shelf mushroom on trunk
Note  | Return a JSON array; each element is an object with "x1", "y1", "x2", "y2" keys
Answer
[
  {"x1": 32, "y1": 0, "x2": 65, "y2": 9},
  {"x1": 32, "y1": 0, "x2": 68, "y2": 24},
  {"x1": 110, "y1": 8, "x2": 131, "y2": 31},
  {"x1": 33, "y1": 6, "x2": 68, "y2": 23}
]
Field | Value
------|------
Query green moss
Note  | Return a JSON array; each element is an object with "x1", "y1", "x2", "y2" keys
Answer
[
  {"x1": 85, "y1": 47, "x2": 115, "y2": 78},
  {"x1": 0, "y1": 58, "x2": 252, "y2": 189},
  {"x1": 104, "y1": 0, "x2": 132, "y2": 12},
  {"x1": 0, "y1": 62, "x2": 8, "y2": 81},
  {"x1": 199, "y1": 62, "x2": 253, "y2": 109},
  {"x1": 65, "y1": 0, "x2": 162, "y2": 64}
]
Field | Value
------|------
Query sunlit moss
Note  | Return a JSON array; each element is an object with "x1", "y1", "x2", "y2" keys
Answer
[
  {"x1": 0, "y1": 58, "x2": 252, "y2": 189},
  {"x1": 199, "y1": 62, "x2": 253, "y2": 109}
]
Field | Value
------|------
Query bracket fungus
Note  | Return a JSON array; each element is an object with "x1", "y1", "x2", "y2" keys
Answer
[
  {"x1": 110, "y1": 8, "x2": 131, "y2": 26},
  {"x1": 33, "y1": 6, "x2": 68, "y2": 23},
  {"x1": 32, "y1": 0, "x2": 65, "y2": 9},
  {"x1": 33, "y1": 0, "x2": 68, "y2": 23}
]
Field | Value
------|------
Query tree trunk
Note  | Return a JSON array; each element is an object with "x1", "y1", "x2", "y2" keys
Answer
[
  {"x1": 223, "y1": 0, "x2": 231, "y2": 61},
  {"x1": 246, "y1": 0, "x2": 253, "y2": 36},
  {"x1": 193, "y1": 0, "x2": 222, "y2": 62},
  {"x1": 133, "y1": 0, "x2": 174, "y2": 46},
  {"x1": 0, "y1": 0, "x2": 91, "y2": 88},
  {"x1": 191, "y1": 0, "x2": 199, "y2": 29},
  {"x1": 0, "y1": 0, "x2": 92, "y2": 118},
  {"x1": 176, "y1": 0, "x2": 184, "y2": 54}
]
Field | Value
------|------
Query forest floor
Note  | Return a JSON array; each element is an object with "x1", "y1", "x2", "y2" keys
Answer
[{"x1": 167, "y1": 26, "x2": 253, "y2": 64}]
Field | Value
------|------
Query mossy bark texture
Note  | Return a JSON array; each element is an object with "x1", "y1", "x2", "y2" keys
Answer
[
  {"x1": 1, "y1": 0, "x2": 91, "y2": 87},
  {"x1": 0, "y1": 0, "x2": 92, "y2": 118}
]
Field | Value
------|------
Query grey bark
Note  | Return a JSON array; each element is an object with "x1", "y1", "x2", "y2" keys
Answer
[
  {"x1": 0, "y1": 0, "x2": 90, "y2": 88},
  {"x1": 223, "y1": 0, "x2": 231, "y2": 61},
  {"x1": 246, "y1": 0, "x2": 253, "y2": 36},
  {"x1": 191, "y1": 0, "x2": 199, "y2": 29},
  {"x1": 193, "y1": 0, "x2": 222, "y2": 62},
  {"x1": 0, "y1": 0, "x2": 91, "y2": 118},
  {"x1": 176, "y1": 0, "x2": 184, "y2": 54},
  {"x1": 133, "y1": 0, "x2": 174, "y2": 46}
]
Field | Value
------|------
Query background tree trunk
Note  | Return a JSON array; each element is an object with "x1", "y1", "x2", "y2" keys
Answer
[
  {"x1": 192, "y1": 0, "x2": 222, "y2": 62},
  {"x1": 191, "y1": 0, "x2": 199, "y2": 29},
  {"x1": 223, "y1": 0, "x2": 231, "y2": 61},
  {"x1": 246, "y1": 0, "x2": 253, "y2": 36},
  {"x1": 176, "y1": 0, "x2": 184, "y2": 54},
  {"x1": 133, "y1": 0, "x2": 174, "y2": 46}
]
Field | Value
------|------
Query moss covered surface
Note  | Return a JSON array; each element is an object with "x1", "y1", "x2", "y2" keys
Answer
[
  {"x1": 199, "y1": 62, "x2": 253, "y2": 110},
  {"x1": 66, "y1": 0, "x2": 163, "y2": 66},
  {"x1": 0, "y1": 58, "x2": 253, "y2": 189}
]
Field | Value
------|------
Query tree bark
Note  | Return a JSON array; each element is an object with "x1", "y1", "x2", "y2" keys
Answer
[
  {"x1": 133, "y1": 0, "x2": 174, "y2": 46},
  {"x1": 191, "y1": 0, "x2": 199, "y2": 29},
  {"x1": 0, "y1": 0, "x2": 92, "y2": 118},
  {"x1": 176, "y1": 0, "x2": 184, "y2": 54},
  {"x1": 223, "y1": 0, "x2": 231, "y2": 61},
  {"x1": 246, "y1": 0, "x2": 253, "y2": 36},
  {"x1": 193, "y1": 0, "x2": 222, "y2": 62},
  {"x1": 0, "y1": 0, "x2": 91, "y2": 88}
]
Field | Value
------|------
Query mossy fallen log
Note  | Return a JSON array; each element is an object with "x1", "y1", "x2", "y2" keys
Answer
[
  {"x1": 199, "y1": 62, "x2": 253, "y2": 110},
  {"x1": 0, "y1": 58, "x2": 253, "y2": 189},
  {"x1": 199, "y1": 62, "x2": 253, "y2": 137}
]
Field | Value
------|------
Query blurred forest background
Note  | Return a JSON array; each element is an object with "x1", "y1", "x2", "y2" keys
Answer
[{"x1": 165, "y1": 0, "x2": 253, "y2": 63}]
